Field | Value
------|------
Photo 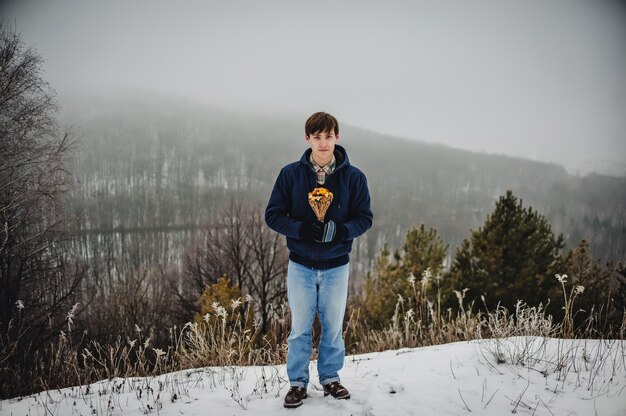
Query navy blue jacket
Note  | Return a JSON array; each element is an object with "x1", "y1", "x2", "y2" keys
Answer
[{"x1": 265, "y1": 145, "x2": 373, "y2": 269}]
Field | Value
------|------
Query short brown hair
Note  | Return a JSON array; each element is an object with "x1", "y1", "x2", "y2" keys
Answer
[{"x1": 305, "y1": 112, "x2": 339, "y2": 136}]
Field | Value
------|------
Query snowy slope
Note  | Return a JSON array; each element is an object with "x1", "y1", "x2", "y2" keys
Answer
[{"x1": 1, "y1": 337, "x2": 624, "y2": 416}]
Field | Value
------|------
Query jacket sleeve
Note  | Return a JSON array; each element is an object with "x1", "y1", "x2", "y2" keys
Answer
[
  {"x1": 342, "y1": 170, "x2": 373, "y2": 240},
  {"x1": 265, "y1": 167, "x2": 304, "y2": 239}
]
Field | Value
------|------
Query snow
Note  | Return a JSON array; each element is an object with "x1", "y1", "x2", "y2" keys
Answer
[{"x1": 1, "y1": 337, "x2": 625, "y2": 416}]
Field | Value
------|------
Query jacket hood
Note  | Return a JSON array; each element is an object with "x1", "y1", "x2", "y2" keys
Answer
[{"x1": 299, "y1": 144, "x2": 350, "y2": 171}]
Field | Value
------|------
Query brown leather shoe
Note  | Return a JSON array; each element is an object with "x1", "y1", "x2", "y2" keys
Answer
[
  {"x1": 284, "y1": 386, "x2": 307, "y2": 408},
  {"x1": 323, "y1": 381, "x2": 350, "y2": 399}
]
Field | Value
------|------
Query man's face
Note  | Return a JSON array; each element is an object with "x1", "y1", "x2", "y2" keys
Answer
[{"x1": 305, "y1": 130, "x2": 339, "y2": 165}]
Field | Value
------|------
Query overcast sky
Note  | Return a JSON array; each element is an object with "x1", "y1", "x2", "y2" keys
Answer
[{"x1": 3, "y1": 0, "x2": 625, "y2": 176}]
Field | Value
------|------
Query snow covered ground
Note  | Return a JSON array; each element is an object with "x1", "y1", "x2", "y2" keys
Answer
[{"x1": 1, "y1": 337, "x2": 624, "y2": 416}]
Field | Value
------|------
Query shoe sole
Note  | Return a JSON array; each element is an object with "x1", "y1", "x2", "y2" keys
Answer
[{"x1": 323, "y1": 392, "x2": 351, "y2": 400}]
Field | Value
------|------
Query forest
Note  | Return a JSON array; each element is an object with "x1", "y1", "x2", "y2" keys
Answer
[{"x1": 60, "y1": 92, "x2": 625, "y2": 277}]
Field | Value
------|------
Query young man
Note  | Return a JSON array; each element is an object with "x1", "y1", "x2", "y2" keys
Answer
[{"x1": 265, "y1": 112, "x2": 373, "y2": 408}]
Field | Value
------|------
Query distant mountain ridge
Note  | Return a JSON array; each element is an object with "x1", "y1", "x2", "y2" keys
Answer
[{"x1": 59, "y1": 93, "x2": 625, "y2": 268}]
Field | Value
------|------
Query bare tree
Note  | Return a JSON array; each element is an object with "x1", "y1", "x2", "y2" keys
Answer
[
  {"x1": 182, "y1": 199, "x2": 251, "y2": 302},
  {"x1": 0, "y1": 23, "x2": 83, "y2": 376},
  {"x1": 245, "y1": 209, "x2": 287, "y2": 334},
  {"x1": 179, "y1": 199, "x2": 287, "y2": 333}
]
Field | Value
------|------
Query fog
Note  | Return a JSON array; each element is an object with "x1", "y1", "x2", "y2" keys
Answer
[{"x1": 3, "y1": 0, "x2": 625, "y2": 176}]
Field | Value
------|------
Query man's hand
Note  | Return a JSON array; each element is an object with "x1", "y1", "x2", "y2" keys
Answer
[{"x1": 300, "y1": 220, "x2": 348, "y2": 243}]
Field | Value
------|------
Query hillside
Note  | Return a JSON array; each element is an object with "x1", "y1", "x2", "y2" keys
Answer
[{"x1": 58, "y1": 93, "x2": 624, "y2": 279}]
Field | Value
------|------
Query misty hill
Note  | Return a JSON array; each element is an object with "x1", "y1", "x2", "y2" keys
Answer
[{"x1": 59, "y1": 92, "x2": 625, "y2": 275}]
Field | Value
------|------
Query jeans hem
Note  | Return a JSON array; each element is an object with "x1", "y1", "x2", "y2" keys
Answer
[
  {"x1": 290, "y1": 381, "x2": 308, "y2": 389},
  {"x1": 320, "y1": 376, "x2": 340, "y2": 386}
]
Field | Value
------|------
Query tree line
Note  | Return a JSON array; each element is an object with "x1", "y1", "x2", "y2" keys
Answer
[{"x1": 360, "y1": 191, "x2": 625, "y2": 332}]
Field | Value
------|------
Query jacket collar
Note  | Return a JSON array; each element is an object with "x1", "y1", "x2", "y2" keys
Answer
[{"x1": 300, "y1": 144, "x2": 349, "y2": 171}]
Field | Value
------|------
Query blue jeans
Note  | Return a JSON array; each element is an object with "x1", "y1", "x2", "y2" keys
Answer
[{"x1": 286, "y1": 259, "x2": 350, "y2": 388}]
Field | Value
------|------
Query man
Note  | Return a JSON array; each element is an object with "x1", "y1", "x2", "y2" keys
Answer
[{"x1": 265, "y1": 112, "x2": 373, "y2": 408}]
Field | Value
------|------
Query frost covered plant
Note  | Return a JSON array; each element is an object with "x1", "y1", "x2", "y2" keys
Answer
[
  {"x1": 454, "y1": 289, "x2": 469, "y2": 312},
  {"x1": 556, "y1": 273, "x2": 585, "y2": 338},
  {"x1": 65, "y1": 302, "x2": 81, "y2": 342},
  {"x1": 426, "y1": 300, "x2": 435, "y2": 321},
  {"x1": 231, "y1": 298, "x2": 242, "y2": 311},
  {"x1": 153, "y1": 348, "x2": 167, "y2": 371},
  {"x1": 421, "y1": 267, "x2": 432, "y2": 289},
  {"x1": 555, "y1": 273, "x2": 568, "y2": 284},
  {"x1": 403, "y1": 309, "x2": 416, "y2": 341},
  {"x1": 407, "y1": 273, "x2": 416, "y2": 285},
  {"x1": 66, "y1": 302, "x2": 80, "y2": 327},
  {"x1": 391, "y1": 295, "x2": 404, "y2": 331},
  {"x1": 405, "y1": 309, "x2": 415, "y2": 320},
  {"x1": 216, "y1": 306, "x2": 228, "y2": 319}
]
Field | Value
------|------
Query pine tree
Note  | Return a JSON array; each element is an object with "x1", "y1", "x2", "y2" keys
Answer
[
  {"x1": 360, "y1": 224, "x2": 448, "y2": 328},
  {"x1": 446, "y1": 190, "x2": 565, "y2": 313}
]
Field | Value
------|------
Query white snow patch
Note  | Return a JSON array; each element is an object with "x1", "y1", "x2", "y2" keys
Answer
[{"x1": 1, "y1": 337, "x2": 624, "y2": 415}]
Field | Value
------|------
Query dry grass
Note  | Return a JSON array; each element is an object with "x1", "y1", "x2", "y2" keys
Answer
[{"x1": 1, "y1": 273, "x2": 624, "y2": 400}]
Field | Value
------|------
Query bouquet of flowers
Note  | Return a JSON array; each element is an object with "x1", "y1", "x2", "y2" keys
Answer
[{"x1": 308, "y1": 187, "x2": 334, "y2": 222}]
